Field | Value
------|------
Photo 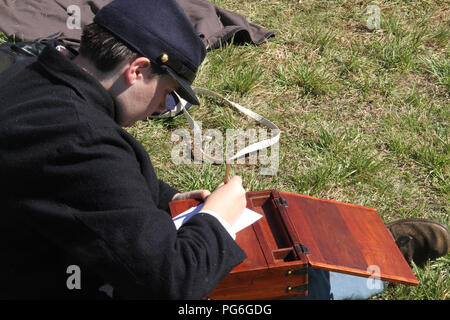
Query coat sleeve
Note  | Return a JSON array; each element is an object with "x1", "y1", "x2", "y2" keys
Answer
[
  {"x1": 34, "y1": 125, "x2": 246, "y2": 299},
  {"x1": 156, "y1": 178, "x2": 179, "y2": 212}
]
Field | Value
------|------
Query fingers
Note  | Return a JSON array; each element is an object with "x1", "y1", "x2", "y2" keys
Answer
[
  {"x1": 185, "y1": 190, "x2": 211, "y2": 200},
  {"x1": 171, "y1": 190, "x2": 211, "y2": 201},
  {"x1": 217, "y1": 176, "x2": 243, "y2": 189},
  {"x1": 224, "y1": 176, "x2": 245, "y2": 196},
  {"x1": 171, "y1": 192, "x2": 182, "y2": 201},
  {"x1": 202, "y1": 176, "x2": 246, "y2": 226},
  {"x1": 229, "y1": 175, "x2": 242, "y2": 185},
  {"x1": 196, "y1": 189, "x2": 211, "y2": 200},
  {"x1": 172, "y1": 176, "x2": 245, "y2": 206}
]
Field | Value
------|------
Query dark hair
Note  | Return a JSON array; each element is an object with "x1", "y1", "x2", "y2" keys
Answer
[{"x1": 79, "y1": 23, "x2": 164, "y2": 74}]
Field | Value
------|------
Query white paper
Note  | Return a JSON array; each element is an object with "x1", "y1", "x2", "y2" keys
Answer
[
  {"x1": 172, "y1": 203, "x2": 262, "y2": 234},
  {"x1": 230, "y1": 208, "x2": 263, "y2": 234}
]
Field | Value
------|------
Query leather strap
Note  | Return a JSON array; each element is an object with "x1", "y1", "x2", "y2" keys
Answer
[{"x1": 176, "y1": 87, "x2": 281, "y2": 163}]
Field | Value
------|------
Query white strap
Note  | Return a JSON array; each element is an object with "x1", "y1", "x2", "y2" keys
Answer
[
  {"x1": 176, "y1": 87, "x2": 281, "y2": 164},
  {"x1": 148, "y1": 100, "x2": 184, "y2": 119}
]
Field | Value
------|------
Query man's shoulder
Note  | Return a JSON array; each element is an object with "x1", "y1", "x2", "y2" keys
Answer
[
  {"x1": 0, "y1": 45, "x2": 118, "y2": 129},
  {"x1": 0, "y1": 63, "x2": 115, "y2": 130}
]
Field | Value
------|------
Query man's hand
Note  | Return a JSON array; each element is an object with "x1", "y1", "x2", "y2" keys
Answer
[
  {"x1": 171, "y1": 177, "x2": 246, "y2": 227},
  {"x1": 201, "y1": 176, "x2": 246, "y2": 226},
  {"x1": 171, "y1": 190, "x2": 211, "y2": 201}
]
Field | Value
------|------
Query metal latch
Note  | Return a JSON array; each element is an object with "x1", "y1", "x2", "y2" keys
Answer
[
  {"x1": 295, "y1": 243, "x2": 309, "y2": 254},
  {"x1": 275, "y1": 197, "x2": 288, "y2": 207}
]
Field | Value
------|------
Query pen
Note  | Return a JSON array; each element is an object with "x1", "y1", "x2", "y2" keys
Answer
[{"x1": 224, "y1": 163, "x2": 231, "y2": 184}]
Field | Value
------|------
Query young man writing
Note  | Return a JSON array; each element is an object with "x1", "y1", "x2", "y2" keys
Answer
[{"x1": 0, "y1": 0, "x2": 246, "y2": 299}]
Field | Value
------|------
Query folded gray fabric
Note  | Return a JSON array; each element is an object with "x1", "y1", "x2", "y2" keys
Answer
[
  {"x1": 177, "y1": 0, "x2": 274, "y2": 49},
  {"x1": 0, "y1": 0, "x2": 274, "y2": 49}
]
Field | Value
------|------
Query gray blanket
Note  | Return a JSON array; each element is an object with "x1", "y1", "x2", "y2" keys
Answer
[{"x1": 0, "y1": 0, "x2": 274, "y2": 49}]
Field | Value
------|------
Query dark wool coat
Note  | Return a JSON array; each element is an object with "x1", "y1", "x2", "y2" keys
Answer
[{"x1": 0, "y1": 45, "x2": 246, "y2": 299}]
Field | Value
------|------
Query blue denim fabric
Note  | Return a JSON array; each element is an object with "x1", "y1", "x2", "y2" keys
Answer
[{"x1": 296, "y1": 268, "x2": 385, "y2": 300}]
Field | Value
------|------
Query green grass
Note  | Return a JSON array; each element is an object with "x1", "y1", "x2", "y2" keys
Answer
[
  {"x1": 421, "y1": 55, "x2": 450, "y2": 90},
  {"x1": 1, "y1": 0, "x2": 448, "y2": 300}
]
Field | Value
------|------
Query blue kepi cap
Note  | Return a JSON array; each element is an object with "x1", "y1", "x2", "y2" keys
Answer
[{"x1": 94, "y1": 0, "x2": 206, "y2": 105}]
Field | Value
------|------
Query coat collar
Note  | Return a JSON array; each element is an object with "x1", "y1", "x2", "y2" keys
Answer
[{"x1": 38, "y1": 42, "x2": 117, "y2": 120}]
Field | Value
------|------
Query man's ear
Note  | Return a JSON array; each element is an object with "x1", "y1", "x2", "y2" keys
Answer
[{"x1": 123, "y1": 57, "x2": 152, "y2": 85}]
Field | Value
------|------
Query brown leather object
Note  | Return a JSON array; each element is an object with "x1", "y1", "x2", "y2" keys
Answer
[{"x1": 387, "y1": 218, "x2": 450, "y2": 268}]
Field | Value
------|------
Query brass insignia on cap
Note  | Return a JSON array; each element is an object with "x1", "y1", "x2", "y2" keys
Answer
[{"x1": 160, "y1": 53, "x2": 169, "y2": 63}]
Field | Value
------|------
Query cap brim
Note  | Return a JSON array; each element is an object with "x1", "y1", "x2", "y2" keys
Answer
[{"x1": 162, "y1": 65, "x2": 200, "y2": 105}]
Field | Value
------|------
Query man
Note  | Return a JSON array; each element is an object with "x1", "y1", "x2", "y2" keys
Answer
[
  {"x1": 0, "y1": 0, "x2": 247, "y2": 299},
  {"x1": 0, "y1": 0, "x2": 448, "y2": 300}
]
